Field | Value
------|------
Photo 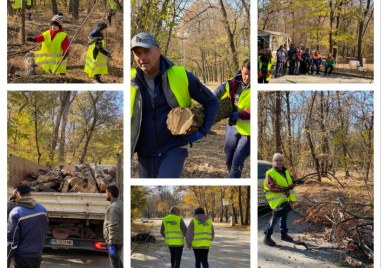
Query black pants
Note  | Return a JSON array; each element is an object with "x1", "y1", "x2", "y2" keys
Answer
[
  {"x1": 258, "y1": 77, "x2": 269, "y2": 83},
  {"x1": 108, "y1": 244, "x2": 123, "y2": 268},
  {"x1": 193, "y1": 249, "x2": 209, "y2": 268},
  {"x1": 14, "y1": 256, "x2": 42, "y2": 268},
  {"x1": 169, "y1": 246, "x2": 183, "y2": 268}
]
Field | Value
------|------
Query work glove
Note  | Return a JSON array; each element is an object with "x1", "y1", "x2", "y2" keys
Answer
[
  {"x1": 26, "y1": 36, "x2": 36, "y2": 42},
  {"x1": 186, "y1": 131, "x2": 204, "y2": 143},
  {"x1": 108, "y1": 244, "x2": 117, "y2": 257},
  {"x1": 228, "y1": 112, "x2": 238, "y2": 126}
]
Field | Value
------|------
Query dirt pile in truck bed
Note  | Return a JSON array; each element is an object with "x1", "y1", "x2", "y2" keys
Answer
[{"x1": 20, "y1": 164, "x2": 116, "y2": 193}]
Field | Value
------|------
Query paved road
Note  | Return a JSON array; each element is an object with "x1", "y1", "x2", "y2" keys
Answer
[
  {"x1": 39, "y1": 249, "x2": 115, "y2": 268},
  {"x1": 258, "y1": 209, "x2": 342, "y2": 268},
  {"x1": 270, "y1": 73, "x2": 373, "y2": 83},
  {"x1": 131, "y1": 219, "x2": 250, "y2": 268}
]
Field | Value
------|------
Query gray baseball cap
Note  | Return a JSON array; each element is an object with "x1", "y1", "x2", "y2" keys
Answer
[{"x1": 131, "y1": 32, "x2": 160, "y2": 49}]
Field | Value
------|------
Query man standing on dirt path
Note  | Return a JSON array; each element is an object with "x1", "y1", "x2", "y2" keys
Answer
[
  {"x1": 214, "y1": 59, "x2": 250, "y2": 178},
  {"x1": 104, "y1": 185, "x2": 123, "y2": 268},
  {"x1": 130, "y1": 32, "x2": 219, "y2": 178},
  {"x1": 263, "y1": 153, "x2": 296, "y2": 247},
  {"x1": 7, "y1": 185, "x2": 49, "y2": 268},
  {"x1": 27, "y1": 14, "x2": 69, "y2": 75},
  {"x1": 161, "y1": 206, "x2": 187, "y2": 268}
]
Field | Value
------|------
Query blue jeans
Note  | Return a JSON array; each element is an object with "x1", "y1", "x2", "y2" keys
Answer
[
  {"x1": 294, "y1": 61, "x2": 300, "y2": 74},
  {"x1": 224, "y1": 125, "x2": 250, "y2": 178},
  {"x1": 275, "y1": 62, "x2": 283, "y2": 77},
  {"x1": 265, "y1": 202, "x2": 292, "y2": 235},
  {"x1": 138, "y1": 147, "x2": 188, "y2": 178}
]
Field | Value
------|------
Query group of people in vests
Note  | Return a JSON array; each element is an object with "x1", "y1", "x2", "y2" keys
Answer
[
  {"x1": 26, "y1": 14, "x2": 112, "y2": 83},
  {"x1": 161, "y1": 206, "x2": 214, "y2": 268},
  {"x1": 130, "y1": 32, "x2": 251, "y2": 178}
]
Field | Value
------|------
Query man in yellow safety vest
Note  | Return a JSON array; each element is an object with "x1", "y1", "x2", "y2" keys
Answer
[
  {"x1": 160, "y1": 206, "x2": 187, "y2": 268},
  {"x1": 186, "y1": 207, "x2": 214, "y2": 268},
  {"x1": 130, "y1": 32, "x2": 219, "y2": 178},
  {"x1": 263, "y1": 153, "x2": 296, "y2": 246}
]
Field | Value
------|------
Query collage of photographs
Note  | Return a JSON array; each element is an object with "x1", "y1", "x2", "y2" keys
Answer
[{"x1": 3, "y1": 0, "x2": 379, "y2": 268}]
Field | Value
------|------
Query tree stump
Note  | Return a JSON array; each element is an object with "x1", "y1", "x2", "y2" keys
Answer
[{"x1": 166, "y1": 99, "x2": 233, "y2": 135}]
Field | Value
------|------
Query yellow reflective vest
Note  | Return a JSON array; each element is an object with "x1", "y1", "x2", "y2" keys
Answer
[
  {"x1": 12, "y1": 0, "x2": 32, "y2": 9},
  {"x1": 191, "y1": 217, "x2": 212, "y2": 248},
  {"x1": 34, "y1": 30, "x2": 67, "y2": 74},
  {"x1": 84, "y1": 40, "x2": 108, "y2": 78},
  {"x1": 162, "y1": 214, "x2": 184, "y2": 246},
  {"x1": 263, "y1": 168, "x2": 296, "y2": 209},
  {"x1": 236, "y1": 88, "x2": 250, "y2": 136},
  {"x1": 258, "y1": 56, "x2": 274, "y2": 81}
]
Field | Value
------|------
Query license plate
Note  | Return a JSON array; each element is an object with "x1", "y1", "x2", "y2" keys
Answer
[{"x1": 50, "y1": 239, "x2": 74, "y2": 246}]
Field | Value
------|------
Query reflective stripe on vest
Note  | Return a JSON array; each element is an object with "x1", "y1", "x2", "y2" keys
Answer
[
  {"x1": 34, "y1": 30, "x2": 67, "y2": 74},
  {"x1": 167, "y1": 66, "x2": 191, "y2": 107},
  {"x1": 84, "y1": 40, "x2": 108, "y2": 78},
  {"x1": 162, "y1": 214, "x2": 184, "y2": 246},
  {"x1": 263, "y1": 168, "x2": 296, "y2": 209},
  {"x1": 131, "y1": 68, "x2": 137, "y2": 119},
  {"x1": 236, "y1": 88, "x2": 250, "y2": 135},
  {"x1": 192, "y1": 218, "x2": 212, "y2": 248}
]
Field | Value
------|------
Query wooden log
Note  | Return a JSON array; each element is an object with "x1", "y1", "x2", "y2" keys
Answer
[
  {"x1": 38, "y1": 182, "x2": 59, "y2": 191},
  {"x1": 166, "y1": 99, "x2": 233, "y2": 135},
  {"x1": 94, "y1": 168, "x2": 108, "y2": 192}
]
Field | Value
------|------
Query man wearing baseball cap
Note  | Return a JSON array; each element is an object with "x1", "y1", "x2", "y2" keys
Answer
[
  {"x1": 27, "y1": 13, "x2": 70, "y2": 74},
  {"x1": 131, "y1": 32, "x2": 219, "y2": 178}
]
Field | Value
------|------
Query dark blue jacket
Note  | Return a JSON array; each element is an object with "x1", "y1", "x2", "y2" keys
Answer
[
  {"x1": 7, "y1": 197, "x2": 49, "y2": 260},
  {"x1": 133, "y1": 55, "x2": 219, "y2": 157}
]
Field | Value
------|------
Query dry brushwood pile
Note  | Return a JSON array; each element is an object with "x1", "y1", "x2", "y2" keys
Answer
[
  {"x1": 293, "y1": 173, "x2": 373, "y2": 267},
  {"x1": 20, "y1": 164, "x2": 117, "y2": 193},
  {"x1": 167, "y1": 98, "x2": 233, "y2": 135},
  {"x1": 131, "y1": 233, "x2": 156, "y2": 243}
]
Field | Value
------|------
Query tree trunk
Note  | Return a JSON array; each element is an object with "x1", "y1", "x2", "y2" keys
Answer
[
  {"x1": 33, "y1": 99, "x2": 42, "y2": 164},
  {"x1": 285, "y1": 91, "x2": 295, "y2": 174},
  {"x1": 218, "y1": 0, "x2": 239, "y2": 72},
  {"x1": 357, "y1": 0, "x2": 372, "y2": 66},
  {"x1": 305, "y1": 92, "x2": 321, "y2": 182},
  {"x1": 238, "y1": 186, "x2": 244, "y2": 225},
  {"x1": 59, "y1": 92, "x2": 76, "y2": 163},
  {"x1": 50, "y1": 92, "x2": 71, "y2": 164},
  {"x1": 79, "y1": 92, "x2": 103, "y2": 164},
  {"x1": 274, "y1": 91, "x2": 282, "y2": 153},
  {"x1": 20, "y1": 0, "x2": 26, "y2": 44},
  {"x1": 51, "y1": 0, "x2": 58, "y2": 14},
  {"x1": 244, "y1": 186, "x2": 250, "y2": 225},
  {"x1": 69, "y1": 0, "x2": 79, "y2": 19}
]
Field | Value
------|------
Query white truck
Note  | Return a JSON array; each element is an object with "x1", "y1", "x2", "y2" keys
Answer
[{"x1": 7, "y1": 154, "x2": 123, "y2": 252}]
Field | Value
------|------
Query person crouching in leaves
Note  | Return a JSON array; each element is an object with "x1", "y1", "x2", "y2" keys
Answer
[
  {"x1": 84, "y1": 22, "x2": 112, "y2": 83},
  {"x1": 27, "y1": 14, "x2": 69, "y2": 75}
]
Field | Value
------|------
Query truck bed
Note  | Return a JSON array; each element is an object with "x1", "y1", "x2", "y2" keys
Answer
[{"x1": 8, "y1": 191, "x2": 108, "y2": 220}]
